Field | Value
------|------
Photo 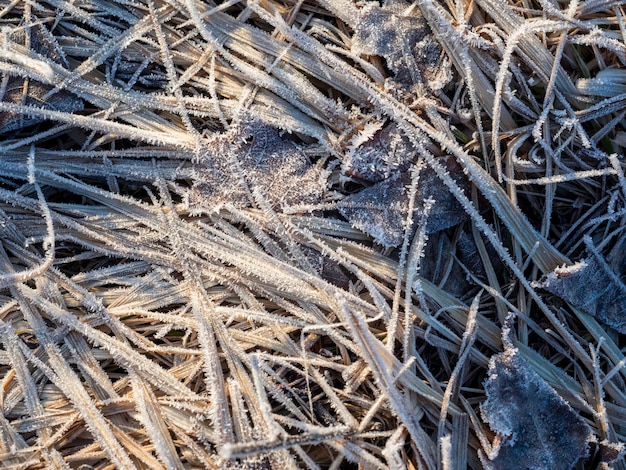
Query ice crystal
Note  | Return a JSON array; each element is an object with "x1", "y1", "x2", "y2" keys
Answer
[
  {"x1": 352, "y1": 0, "x2": 452, "y2": 93},
  {"x1": 0, "y1": 25, "x2": 83, "y2": 134},
  {"x1": 481, "y1": 346, "x2": 592, "y2": 469},
  {"x1": 187, "y1": 117, "x2": 325, "y2": 213},
  {"x1": 339, "y1": 156, "x2": 468, "y2": 247}
]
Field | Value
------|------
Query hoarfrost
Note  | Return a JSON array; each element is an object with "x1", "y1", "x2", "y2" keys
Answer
[
  {"x1": 535, "y1": 237, "x2": 626, "y2": 333},
  {"x1": 352, "y1": 0, "x2": 452, "y2": 93},
  {"x1": 187, "y1": 117, "x2": 326, "y2": 213},
  {"x1": 481, "y1": 346, "x2": 592, "y2": 470},
  {"x1": 576, "y1": 68, "x2": 626, "y2": 98},
  {"x1": 0, "y1": 25, "x2": 83, "y2": 133},
  {"x1": 339, "y1": 156, "x2": 468, "y2": 247},
  {"x1": 344, "y1": 121, "x2": 415, "y2": 182}
]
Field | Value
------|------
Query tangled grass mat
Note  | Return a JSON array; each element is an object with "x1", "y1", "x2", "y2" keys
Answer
[{"x1": 0, "y1": 0, "x2": 625, "y2": 468}]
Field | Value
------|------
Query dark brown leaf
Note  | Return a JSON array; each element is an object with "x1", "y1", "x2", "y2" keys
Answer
[
  {"x1": 339, "y1": 156, "x2": 468, "y2": 247},
  {"x1": 535, "y1": 242, "x2": 626, "y2": 333},
  {"x1": 187, "y1": 116, "x2": 325, "y2": 213},
  {"x1": 353, "y1": 0, "x2": 452, "y2": 93},
  {"x1": 480, "y1": 347, "x2": 592, "y2": 470}
]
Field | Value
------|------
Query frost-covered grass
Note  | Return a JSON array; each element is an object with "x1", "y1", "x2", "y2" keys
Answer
[{"x1": 0, "y1": 0, "x2": 625, "y2": 468}]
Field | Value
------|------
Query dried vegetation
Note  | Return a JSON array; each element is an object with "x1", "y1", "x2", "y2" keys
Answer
[{"x1": 0, "y1": 0, "x2": 625, "y2": 468}]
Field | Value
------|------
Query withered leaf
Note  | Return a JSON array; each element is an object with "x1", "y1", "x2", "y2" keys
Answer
[
  {"x1": 481, "y1": 347, "x2": 592, "y2": 470},
  {"x1": 419, "y1": 230, "x2": 502, "y2": 297},
  {"x1": 339, "y1": 156, "x2": 468, "y2": 248},
  {"x1": 339, "y1": 173, "x2": 408, "y2": 248},
  {"x1": 596, "y1": 439, "x2": 625, "y2": 467},
  {"x1": 300, "y1": 246, "x2": 350, "y2": 290},
  {"x1": 344, "y1": 121, "x2": 415, "y2": 183},
  {"x1": 352, "y1": 0, "x2": 452, "y2": 93},
  {"x1": 535, "y1": 241, "x2": 626, "y2": 333},
  {"x1": 186, "y1": 116, "x2": 325, "y2": 213}
]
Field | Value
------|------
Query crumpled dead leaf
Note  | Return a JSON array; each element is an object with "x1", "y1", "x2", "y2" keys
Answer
[
  {"x1": 535, "y1": 237, "x2": 626, "y2": 333},
  {"x1": 186, "y1": 116, "x2": 326, "y2": 213},
  {"x1": 481, "y1": 346, "x2": 592, "y2": 470},
  {"x1": 339, "y1": 156, "x2": 468, "y2": 247},
  {"x1": 343, "y1": 121, "x2": 415, "y2": 183},
  {"x1": 419, "y1": 230, "x2": 503, "y2": 296},
  {"x1": 352, "y1": 0, "x2": 452, "y2": 93}
]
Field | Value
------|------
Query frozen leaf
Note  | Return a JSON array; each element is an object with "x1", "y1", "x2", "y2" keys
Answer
[
  {"x1": 339, "y1": 156, "x2": 468, "y2": 247},
  {"x1": 352, "y1": 0, "x2": 452, "y2": 93},
  {"x1": 0, "y1": 25, "x2": 83, "y2": 134},
  {"x1": 419, "y1": 232, "x2": 464, "y2": 294},
  {"x1": 339, "y1": 173, "x2": 408, "y2": 248},
  {"x1": 187, "y1": 116, "x2": 326, "y2": 213},
  {"x1": 14, "y1": 25, "x2": 66, "y2": 65},
  {"x1": 0, "y1": 82, "x2": 84, "y2": 134},
  {"x1": 535, "y1": 239, "x2": 626, "y2": 333},
  {"x1": 607, "y1": 233, "x2": 626, "y2": 274},
  {"x1": 344, "y1": 121, "x2": 415, "y2": 182},
  {"x1": 481, "y1": 347, "x2": 592, "y2": 470}
]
